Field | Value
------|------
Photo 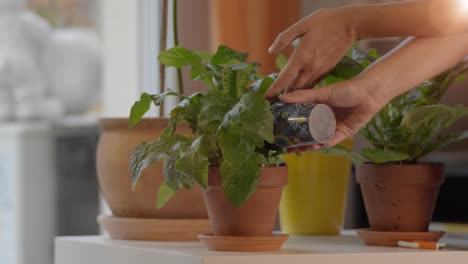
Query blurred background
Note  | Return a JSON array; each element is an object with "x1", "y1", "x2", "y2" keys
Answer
[{"x1": 0, "y1": 0, "x2": 467, "y2": 264}]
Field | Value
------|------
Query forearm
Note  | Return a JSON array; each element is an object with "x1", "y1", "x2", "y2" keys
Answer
[
  {"x1": 359, "y1": 33, "x2": 468, "y2": 105},
  {"x1": 341, "y1": 0, "x2": 468, "y2": 38}
]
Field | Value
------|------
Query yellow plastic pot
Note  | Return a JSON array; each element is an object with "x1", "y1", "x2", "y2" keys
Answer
[{"x1": 279, "y1": 139, "x2": 353, "y2": 235}]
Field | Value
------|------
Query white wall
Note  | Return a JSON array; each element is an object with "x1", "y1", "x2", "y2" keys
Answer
[
  {"x1": 99, "y1": 0, "x2": 139, "y2": 117},
  {"x1": 99, "y1": 0, "x2": 180, "y2": 117}
]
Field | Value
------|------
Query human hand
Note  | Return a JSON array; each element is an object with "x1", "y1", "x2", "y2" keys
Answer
[
  {"x1": 265, "y1": 8, "x2": 356, "y2": 99},
  {"x1": 281, "y1": 79, "x2": 384, "y2": 151}
]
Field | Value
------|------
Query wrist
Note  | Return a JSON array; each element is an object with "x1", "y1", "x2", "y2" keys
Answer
[
  {"x1": 333, "y1": 6, "x2": 359, "y2": 41},
  {"x1": 338, "y1": 4, "x2": 378, "y2": 40},
  {"x1": 354, "y1": 73, "x2": 390, "y2": 110}
]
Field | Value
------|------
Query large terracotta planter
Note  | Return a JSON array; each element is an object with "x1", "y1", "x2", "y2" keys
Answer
[
  {"x1": 210, "y1": 0, "x2": 301, "y2": 75},
  {"x1": 203, "y1": 166, "x2": 288, "y2": 236},
  {"x1": 96, "y1": 118, "x2": 208, "y2": 219},
  {"x1": 356, "y1": 163, "x2": 445, "y2": 232}
]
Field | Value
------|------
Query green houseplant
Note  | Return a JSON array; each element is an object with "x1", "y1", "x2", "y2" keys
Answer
[
  {"x1": 129, "y1": 45, "x2": 288, "y2": 247},
  {"x1": 321, "y1": 49, "x2": 468, "y2": 239},
  {"x1": 96, "y1": 0, "x2": 210, "y2": 242}
]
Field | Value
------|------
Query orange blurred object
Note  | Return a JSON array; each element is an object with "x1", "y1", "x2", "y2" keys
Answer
[
  {"x1": 209, "y1": 0, "x2": 301, "y2": 75},
  {"x1": 398, "y1": 240, "x2": 446, "y2": 250}
]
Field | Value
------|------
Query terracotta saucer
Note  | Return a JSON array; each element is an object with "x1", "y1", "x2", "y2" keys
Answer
[
  {"x1": 98, "y1": 214, "x2": 212, "y2": 241},
  {"x1": 198, "y1": 233, "x2": 289, "y2": 252},
  {"x1": 357, "y1": 228, "x2": 445, "y2": 247}
]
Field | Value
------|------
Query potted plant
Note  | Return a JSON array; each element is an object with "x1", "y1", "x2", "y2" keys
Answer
[
  {"x1": 129, "y1": 45, "x2": 288, "y2": 251},
  {"x1": 96, "y1": 0, "x2": 209, "y2": 241},
  {"x1": 321, "y1": 49, "x2": 468, "y2": 246}
]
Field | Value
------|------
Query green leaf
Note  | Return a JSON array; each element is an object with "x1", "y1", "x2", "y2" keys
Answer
[
  {"x1": 275, "y1": 53, "x2": 288, "y2": 70},
  {"x1": 317, "y1": 56, "x2": 364, "y2": 87},
  {"x1": 367, "y1": 48, "x2": 380, "y2": 59},
  {"x1": 218, "y1": 125, "x2": 264, "y2": 167},
  {"x1": 129, "y1": 91, "x2": 187, "y2": 129},
  {"x1": 158, "y1": 46, "x2": 198, "y2": 68},
  {"x1": 211, "y1": 45, "x2": 248, "y2": 65},
  {"x1": 163, "y1": 156, "x2": 183, "y2": 189},
  {"x1": 220, "y1": 153, "x2": 261, "y2": 207},
  {"x1": 318, "y1": 145, "x2": 366, "y2": 165},
  {"x1": 361, "y1": 148, "x2": 410, "y2": 164},
  {"x1": 175, "y1": 136, "x2": 210, "y2": 188},
  {"x1": 167, "y1": 93, "x2": 202, "y2": 133},
  {"x1": 222, "y1": 92, "x2": 274, "y2": 143},
  {"x1": 250, "y1": 74, "x2": 276, "y2": 93},
  {"x1": 152, "y1": 90, "x2": 187, "y2": 106},
  {"x1": 197, "y1": 89, "x2": 236, "y2": 133},
  {"x1": 159, "y1": 46, "x2": 216, "y2": 89},
  {"x1": 257, "y1": 76, "x2": 274, "y2": 95},
  {"x1": 195, "y1": 51, "x2": 214, "y2": 63},
  {"x1": 434, "y1": 130, "x2": 468, "y2": 150},
  {"x1": 156, "y1": 183, "x2": 176, "y2": 209},
  {"x1": 455, "y1": 73, "x2": 468, "y2": 83},
  {"x1": 329, "y1": 56, "x2": 364, "y2": 79},
  {"x1": 402, "y1": 105, "x2": 468, "y2": 134},
  {"x1": 351, "y1": 47, "x2": 379, "y2": 68},
  {"x1": 130, "y1": 139, "x2": 176, "y2": 189},
  {"x1": 400, "y1": 104, "x2": 468, "y2": 158},
  {"x1": 129, "y1": 93, "x2": 153, "y2": 128},
  {"x1": 219, "y1": 63, "x2": 260, "y2": 98}
]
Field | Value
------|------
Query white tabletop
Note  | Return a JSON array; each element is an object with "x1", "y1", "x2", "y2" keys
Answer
[{"x1": 55, "y1": 233, "x2": 468, "y2": 264}]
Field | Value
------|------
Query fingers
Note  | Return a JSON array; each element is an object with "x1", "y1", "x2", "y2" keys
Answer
[
  {"x1": 280, "y1": 86, "x2": 331, "y2": 104},
  {"x1": 326, "y1": 132, "x2": 347, "y2": 147},
  {"x1": 288, "y1": 70, "x2": 310, "y2": 93},
  {"x1": 264, "y1": 61, "x2": 300, "y2": 99},
  {"x1": 326, "y1": 122, "x2": 357, "y2": 147},
  {"x1": 286, "y1": 144, "x2": 321, "y2": 153},
  {"x1": 269, "y1": 22, "x2": 306, "y2": 55}
]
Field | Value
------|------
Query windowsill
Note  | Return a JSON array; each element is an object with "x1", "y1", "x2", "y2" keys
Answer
[{"x1": 55, "y1": 231, "x2": 468, "y2": 264}]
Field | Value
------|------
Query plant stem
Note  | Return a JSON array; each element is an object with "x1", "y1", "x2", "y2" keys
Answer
[
  {"x1": 173, "y1": 0, "x2": 185, "y2": 95},
  {"x1": 159, "y1": 0, "x2": 168, "y2": 116}
]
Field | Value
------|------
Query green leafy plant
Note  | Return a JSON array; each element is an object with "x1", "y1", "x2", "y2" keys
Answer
[
  {"x1": 318, "y1": 48, "x2": 468, "y2": 164},
  {"x1": 129, "y1": 45, "x2": 284, "y2": 208}
]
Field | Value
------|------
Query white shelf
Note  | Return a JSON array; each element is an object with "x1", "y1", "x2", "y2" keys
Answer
[{"x1": 55, "y1": 233, "x2": 468, "y2": 264}]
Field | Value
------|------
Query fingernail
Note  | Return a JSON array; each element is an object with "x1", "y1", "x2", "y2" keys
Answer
[{"x1": 268, "y1": 45, "x2": 275, "y2": 54}]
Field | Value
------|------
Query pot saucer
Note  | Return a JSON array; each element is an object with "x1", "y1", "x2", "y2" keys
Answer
[
  {"x1": 357, "y1": 228, "x2": 445, "y2": 247},
  {"x1": 98, "y1": 214, "x2": 212, "y2": 241},
  {"x1": 198, "y1": 233, "x2": 289, "y2": 251}
]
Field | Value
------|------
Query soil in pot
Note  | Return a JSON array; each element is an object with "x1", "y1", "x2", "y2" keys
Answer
[
  {"x1": 96, "y1": 118, "x2": 208, "y2": 219},
  {"x1": 356, "y1": 163, "x2": 445, "y2": 232},
  {"x1": 203, "y1": 166, "x2": 288, "y2": 237}
]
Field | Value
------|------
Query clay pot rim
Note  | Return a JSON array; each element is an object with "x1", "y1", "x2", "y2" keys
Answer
[
  {"x1": 361, "y1": 162, "x2": 443, "y2": 167},
  {"x1": 208, "y1": 165, "x2": 288, "y2": 188},
  {"x1": 356, "y1": 162, "x2": 445, "y2": 185},
  {"x1": 98, "y1": 117, "x2": 170, "y2": 131}
]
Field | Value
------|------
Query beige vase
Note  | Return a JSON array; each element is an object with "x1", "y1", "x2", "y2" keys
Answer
[{"x1": 96, "y1": 118, "x2": 208, "y2": 219}]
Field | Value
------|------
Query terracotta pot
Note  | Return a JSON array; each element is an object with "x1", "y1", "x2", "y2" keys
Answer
[
  {"x1": 356, "y1": 163, "x2": 445, "y2": 232},
  {"x1": 203, "y1": 166, "x2": 288, "y2": 236},
  {"x1": 96, "y1": 118, "x2": 208, "y2": 219}
]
